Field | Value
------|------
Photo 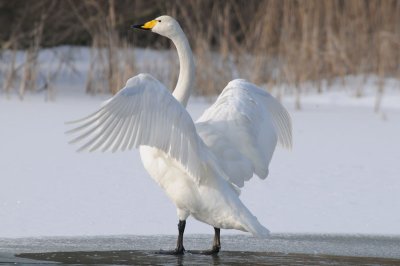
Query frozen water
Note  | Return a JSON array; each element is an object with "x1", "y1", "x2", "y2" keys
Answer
[{"x1": 1, "y1": 234, "x2": 399, "y2": 264}]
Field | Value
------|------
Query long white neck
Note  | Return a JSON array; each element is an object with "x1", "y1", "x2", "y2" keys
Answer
[{"x1": 170, "y1": 29, "x2": 195, "y2": 108}]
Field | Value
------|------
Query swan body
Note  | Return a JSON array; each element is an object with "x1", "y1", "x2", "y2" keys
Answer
[{"x1": 67, "y1": 15, "x2": 292, "y2": 252}]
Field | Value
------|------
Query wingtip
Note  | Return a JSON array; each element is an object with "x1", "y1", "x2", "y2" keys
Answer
[
  {"x1": 64, "y1": 128, "x2": 76, "y2": 135},
  {"x1": 64, "y1": 118, "x2": 84, "y2": 125}
]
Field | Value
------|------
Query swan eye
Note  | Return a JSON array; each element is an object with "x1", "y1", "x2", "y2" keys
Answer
[{"x1": 157, "y1": 20, "x2": 161, "y2": 22}]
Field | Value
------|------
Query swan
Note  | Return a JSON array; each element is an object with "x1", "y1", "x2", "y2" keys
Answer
[{"x1": 66, "y1": 15, "x2": 292, "y2": 255}]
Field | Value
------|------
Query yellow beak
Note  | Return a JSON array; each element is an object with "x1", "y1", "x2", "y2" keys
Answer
[{"x1": 132, "y1": 20, "x2": 158, "y2": 31}]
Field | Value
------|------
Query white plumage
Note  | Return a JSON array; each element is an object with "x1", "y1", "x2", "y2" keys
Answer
[
  {"x1": 196, "y1": 79, "x2": 292, "y2": 188},
  {"x1": 67, "y1": 15, "x2": 292, "y2": 251},
  {"x1": 67, "y1": 74, "x2": 207, "y2": 185}
]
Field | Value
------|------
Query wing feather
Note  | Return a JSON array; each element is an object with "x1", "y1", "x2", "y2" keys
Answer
[
  {"x1": 196, "y1": 79, "x2": 292, "y2": 188},
  {"x1": 66, "y1": 73, "x2": 207, "y2": 184}
]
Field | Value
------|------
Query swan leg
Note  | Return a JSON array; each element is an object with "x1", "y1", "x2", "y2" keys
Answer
[
  {"x1": 212, "y1": 227, "x2": 221, "y2": 253},
  {"x1": 156, "y1": 220, "x2": 186, "y2": 255},
  {"x1": 189, "y1": 227, "x2": 221, "y2": 255},
  {"x1": 205, "y1": 227, "x2": 221, "y2": 254},
  {"x1": 175, "y1": 220, "x2": 186, "y2": 254}
]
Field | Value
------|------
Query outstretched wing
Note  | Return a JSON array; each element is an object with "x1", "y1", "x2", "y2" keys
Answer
[
  {"x1": 196, "y1": 79, "x2": 292, "y2": 188},
  {"x1": 66, "y1": 73, "x2": 207, "y2": 184}
]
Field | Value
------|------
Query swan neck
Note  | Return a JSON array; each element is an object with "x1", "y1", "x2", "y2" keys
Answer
[{"x1": 171, "y1": 30, "x2": 195, "y2": 107}]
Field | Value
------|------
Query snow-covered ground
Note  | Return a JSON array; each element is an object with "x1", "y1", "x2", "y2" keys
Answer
[{"x1": 0, "y1": 47, "x2": 400, "y2": 238}]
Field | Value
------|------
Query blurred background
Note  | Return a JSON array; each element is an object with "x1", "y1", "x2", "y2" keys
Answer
[
  {"x1": 1, "y1": 0, "x2": 400, "y2": 239},
  {"x1": 0, "y1": 0, "x2": 399, "y2": 110}
]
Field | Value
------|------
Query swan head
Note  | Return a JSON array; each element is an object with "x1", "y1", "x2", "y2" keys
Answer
[{"x1": 132, "y1": 15, "x2": 182, "y2": 39}]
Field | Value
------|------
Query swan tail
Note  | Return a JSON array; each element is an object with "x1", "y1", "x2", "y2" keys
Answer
[
  {"x1": 242, "y1": 215, "x2": 270, "y2": 238},
  {"x1": 234, "y1": 201, "x2": 270, "y2": 238}
]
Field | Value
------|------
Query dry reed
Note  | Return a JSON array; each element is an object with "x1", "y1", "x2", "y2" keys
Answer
[{"x1": 0, "y1": 0, "x2": 398, "y2": 110}]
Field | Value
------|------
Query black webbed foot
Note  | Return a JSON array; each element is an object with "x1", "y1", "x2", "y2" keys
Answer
[
  {"x1": 156, "y1": 246, "x2": 185, "y2": 255},
  {"x1": 156, "y1": 222, "x2": 221, "y2": 256},
  {"x1": 187, "y1": 245, "x2": 220, "y2": 255}
]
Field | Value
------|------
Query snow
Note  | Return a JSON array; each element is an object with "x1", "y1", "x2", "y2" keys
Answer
[{"x1": 1, "y1": 47, "x2": 400, "y2": 238}]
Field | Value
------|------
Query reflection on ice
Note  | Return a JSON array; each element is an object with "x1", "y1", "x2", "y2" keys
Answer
[
  {"x1": 15, "y1": 250, "x2": 400, "y2": 265},
  {"x1": 1, "y1": 234, "x2": 400, "y2": 264}
]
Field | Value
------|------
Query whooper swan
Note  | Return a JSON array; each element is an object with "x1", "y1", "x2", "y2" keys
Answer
[{"x1": 67, "y1": 15, "x2": 292, "y2": 255}]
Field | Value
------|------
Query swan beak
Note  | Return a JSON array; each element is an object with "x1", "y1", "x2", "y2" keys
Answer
[{"x1": 132, "y1": 20, "x2": 157, "y2": 31}]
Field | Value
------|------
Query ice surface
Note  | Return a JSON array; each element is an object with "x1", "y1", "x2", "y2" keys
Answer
[{"x1": 1, "y1": 234, "x2": 400, "y2": 264}]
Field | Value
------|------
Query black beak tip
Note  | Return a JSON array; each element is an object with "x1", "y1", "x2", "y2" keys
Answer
[{"x1": 131, "y1": 24, "x2": 150, "y2": 31}]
